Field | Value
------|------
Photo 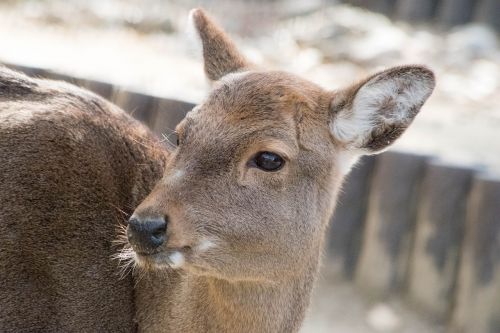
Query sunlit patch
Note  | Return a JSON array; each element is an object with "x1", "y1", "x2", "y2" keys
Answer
[
  {"x1": 172, "y1": 168, "x2": 185, "y2": 180},
  {"x1": 0, "y1": 108, "x2": 37, "y2": 127},
  {"x1": 168, "y1": 251, "x2": 185, "y2": 269},
  {"x1": 336, "y1": 150, "x2": 361, "y2": 175},
  {"x1": 218, "y1": 71, "x2": 251, "y2": 86},
  {"x1": 186, "y1": 9, "x2": 203, "y2": 60},
  {"x1": 186, "y1": 105, "x2": 201, "y2": 118},
  {"x1": 196, "y1": 238, "x2": 216, "y2": 252}
]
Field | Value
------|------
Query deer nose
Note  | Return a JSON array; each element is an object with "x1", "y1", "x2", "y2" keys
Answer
[{"x1": 127, "y1": 216, "x2": 167, "y2": 254}]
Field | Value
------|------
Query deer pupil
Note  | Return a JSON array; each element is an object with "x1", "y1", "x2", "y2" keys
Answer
[{"x1": 254, "y1": 152, "x2": 284, "y2": 171}]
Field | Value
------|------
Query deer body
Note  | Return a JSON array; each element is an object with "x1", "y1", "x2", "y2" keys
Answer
[
  {"x1": 0, "y1": 69, "x2": 167, "y2": 332},
  {"x1": 0, "y1": 8, "x2": 435, "y2": 333}
]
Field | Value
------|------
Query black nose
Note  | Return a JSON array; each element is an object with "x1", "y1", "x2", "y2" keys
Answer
[{"x1": 127, "y1": 216, "x2": 167, "y2": 254}]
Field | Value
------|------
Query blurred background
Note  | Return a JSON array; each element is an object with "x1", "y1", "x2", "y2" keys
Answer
[{"x1": 1, "y1": 0, "x2": 499, "y2": 332}]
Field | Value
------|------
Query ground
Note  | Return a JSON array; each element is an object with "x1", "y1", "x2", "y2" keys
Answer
[{"x1": 302, "y1": 273, "x2": 444, "y2": 332}]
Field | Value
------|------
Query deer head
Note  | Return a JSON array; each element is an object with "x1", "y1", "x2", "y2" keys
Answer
[{"x1": 125, "y1": 8, "x2": 435, "y2": 283}]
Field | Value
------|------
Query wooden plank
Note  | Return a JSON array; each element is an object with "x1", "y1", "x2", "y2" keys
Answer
[
  {"x1": 355, "y1": 151, "x2": 428, "y2": 297},
  {"x1": 149, "y1": 97, "x2": 194, "y2": 137},
  {"x1": 348, "y1": 0, "x2": 398, "y2": 15},
  {"x1": 1, "y1": 63, "x2": 48, "y2": 78},
  {"x1": 474, "y1": 0, "x2": 500, "y2": 30},
  {"x1": 325, "y1": 155, "x2": 376, "y2": 279},
  {"x1": 437, "y1": 0, "x2": 478, "y2": 27},
  {"x1": 1, "y1": 65, "x2": 113, "y2": 101},
  {"x1": 395, "y1": 0, "x2": 440, "y2": 21},
  {"x1": 79, "y1": 79, "x2": 114, "y2": 101},
  {"x1": 450, "y1": 175, "x2": 500, "y2": 333},
  {"x1": 43, "y1": 70, "x2": 83, "y2": 86},
  {"x1": 407, "y1": 161, "x2": 473, "y2": 321},
  {"x1": 1, "y1": 64, "x2": 114, "y2": 101},
  {"x1": 112, "y1": 89, "x2": 158, "y2": 125}
]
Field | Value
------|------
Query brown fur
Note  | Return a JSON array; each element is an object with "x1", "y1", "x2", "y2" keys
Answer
[
  {"x1": 0, "y1": 8, "x2": 435, "y2": 333},
  {"x1": 0, "y1": 67, "x2": 167, "y2": 332}
]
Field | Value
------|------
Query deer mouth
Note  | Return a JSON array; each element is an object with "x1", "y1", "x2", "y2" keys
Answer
[{"x1": 135, "y1": 246, "x2": 192, "y2": 269}]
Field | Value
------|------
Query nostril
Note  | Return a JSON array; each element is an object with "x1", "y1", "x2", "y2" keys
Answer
[
  {"x1": 152, "y1": 228, "x2": 165, "y2": 239},
  {"x1": 150, "y1": 221, "x2": 167, "y2": 243},
  {"x1": 127, "y1": 215, "x2": 168, "y2": 253}
]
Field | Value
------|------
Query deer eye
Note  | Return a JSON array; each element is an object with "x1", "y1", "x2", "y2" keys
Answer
[{"x1": 251, "y1": 152, "x2": 285, "y2": 172}]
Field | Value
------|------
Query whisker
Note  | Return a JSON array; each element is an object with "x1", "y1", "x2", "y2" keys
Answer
[{"x1": 108, "y1": 203, "x2": 130, "y2": 219}]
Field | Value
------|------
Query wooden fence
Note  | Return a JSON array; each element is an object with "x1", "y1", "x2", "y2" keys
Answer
[
  {"x1": 4, "y1": 63, "x2": 500, "y2": 332},
  {"x1": 327, "y1": 155, "x2": 499, "y2": 332},
  {"x1": 342, "y1": 0, "x2": 500, "y2": 30}
]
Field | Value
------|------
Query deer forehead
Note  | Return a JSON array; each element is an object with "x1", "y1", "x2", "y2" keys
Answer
[
  {"x1": 179, "y1": 72, "x2": 324, "y2": 145},
  {"x1": 207, "y1": 71, "x2": 323, "y2": 115}
]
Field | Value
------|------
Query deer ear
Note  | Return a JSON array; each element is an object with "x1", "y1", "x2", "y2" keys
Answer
[
  {"x1": 188, "y1": 8, "x2": 250, "y2": 81},
  {"x1": 330, "y1": 65, "x2": 435, "y2": 154}
]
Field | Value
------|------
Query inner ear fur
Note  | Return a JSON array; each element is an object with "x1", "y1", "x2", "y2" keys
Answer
[
  {"x1": 189, "y1": 8, "x2": 250, "y2": 81},
  {"x1": 329, "y1": 65, "x2": 435, "y2": 153}
]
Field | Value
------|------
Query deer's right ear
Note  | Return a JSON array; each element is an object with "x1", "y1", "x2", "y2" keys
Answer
[
  {"x1": 188, "y1": 8, "x2": 250, "y2": 82},
  {"x1": 329, "y1": 65, "x2": 435, "y2": 157}
]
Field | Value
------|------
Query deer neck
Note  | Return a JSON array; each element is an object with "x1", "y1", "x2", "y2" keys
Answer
[
  {"x1": 189, "y1": 274, "x2": 314, "y2": 332},
  {"x1": 136, "y1": 248, "x2": 320, "y2": 333}
]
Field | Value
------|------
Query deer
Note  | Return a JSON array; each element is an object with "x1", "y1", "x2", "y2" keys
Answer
[{"x1": 0, "y1": 8, "x2": 435, "y2": 333}]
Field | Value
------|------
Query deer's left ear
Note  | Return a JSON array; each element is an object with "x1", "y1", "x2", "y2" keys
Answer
[
  {"x1": 329, "y1": 65, "x2": 435, "y2": 153},
  {"x1": 189, "y1": 8, "x2": 250, "y2": 81}
]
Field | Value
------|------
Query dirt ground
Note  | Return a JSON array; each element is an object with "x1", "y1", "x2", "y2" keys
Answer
[
  {"x1": 301, "y1": 272, "x2": 444, "y2": 333},
  {"x1": 0, "y1": 1, "x2": 498, "y2": 331}
]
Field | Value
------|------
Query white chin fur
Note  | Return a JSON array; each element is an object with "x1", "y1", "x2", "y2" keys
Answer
[{"x1": 168, "y1": 251, "x2": 185, "y2": 269}]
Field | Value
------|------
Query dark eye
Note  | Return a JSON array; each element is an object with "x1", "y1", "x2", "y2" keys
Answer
[{"x1": 252, "y1": 151, "x2": 285, "y2": 172}]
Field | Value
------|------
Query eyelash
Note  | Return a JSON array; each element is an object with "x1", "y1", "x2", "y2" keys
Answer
[{"x1": 172, "y1": 131, "x2": 180, "y2": 146}]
